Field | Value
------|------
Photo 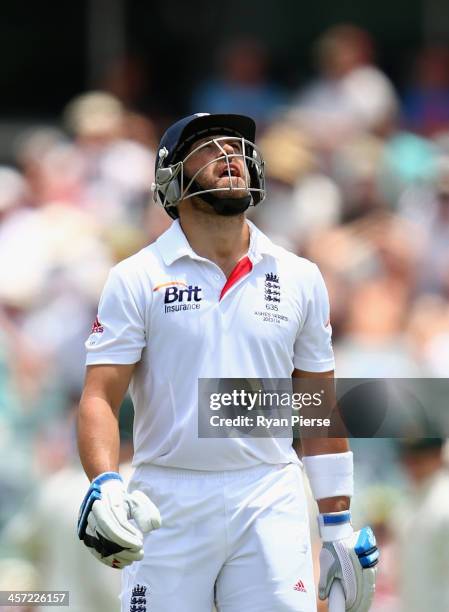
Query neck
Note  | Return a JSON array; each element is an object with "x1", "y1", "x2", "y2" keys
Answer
[{"x1": 179, "y1": 205, "x2": 250, "y2": 276}]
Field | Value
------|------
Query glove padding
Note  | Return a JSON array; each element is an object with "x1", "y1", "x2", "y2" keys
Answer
[
  {"x1": 319, "y1": 519, "x2": 379, "y2": 612},
  {"x1": 78, "y1": 472, "x2": 161, "y2": 569}
]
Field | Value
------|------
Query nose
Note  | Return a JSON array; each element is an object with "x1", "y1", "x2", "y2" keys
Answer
[{"x1": 222, "y1": 141, "x2": 239, "y2": 155}]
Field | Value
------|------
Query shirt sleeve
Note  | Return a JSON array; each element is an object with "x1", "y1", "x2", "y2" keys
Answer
[
  {"x1": 293, "y1": 264, "x2": 335, "y2": 372},
  {"x1": 85, "y1": 266, "x2": 146, "y2": 365}
]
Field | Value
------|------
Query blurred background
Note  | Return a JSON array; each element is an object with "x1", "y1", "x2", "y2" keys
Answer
[{"x1": 0, "y1": 1, "x2": 449, "y2": 611}]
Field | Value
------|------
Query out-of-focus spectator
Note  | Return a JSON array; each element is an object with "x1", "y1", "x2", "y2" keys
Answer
[
  {"x1": 391, "y1": 439, "x2": 449, "y2": 612},
  {"x1": 64, "y1": 91, "x2": 124, "y2": 143},
  {"x1": 0, "y1": 558, "x2": 39, "y2": 612},
  {"x1": 64, "y1": 90, "x2": 155, "y2": 229},
  {"x1": 288, "y1": 24, "x2": 398, "y2": 150},
  {"x1": 0, "y1": 167, "x2": 30, "y2": 220},
  {"x1": 406, "y1": 294, "x2": 449, "y2": 376},
  {"x1": 303, "y1": 207, "x2": 424, "y2": 342},
  {"x1": 5, "y1": 461, "x2": 123, "y2": 612},
  {"x1": 2, "y1": 404, "x2": 136, "y2": 612},
  {"x1": 13, "y1": 126, "x2": 68, "y2": 206},
  {"x1": 250, "y1": 121, "x2": 342, "y2": 249},
  {"x1": 352, "y1": 484, "x2": 401, "y2": 612},
  {"x1": 333, "y1": 278, "x2": 421, "y2": 377},
  {"x1": 0, "y1": 188, "x2": 112, "y2": 402},
  {"x1": 0, "y1": 198, "x2": 111, "y2": 308},
  {"x1": 330, "y1": 134, "x2": 386, "y2": 221},
  {"x1": 398, "y1": 156, "x2": 449, "y2": 296},
  {"x1": 14, "y1": 127, "x2": 70, "y2": 204},
  {"x1": 191, "y1": 39, "x2": 286, "y2": 124},
  {"x1": 379, "y1": 131, "x2": 438, "y2": 207},
  {"x1": 402, "y1": 45, "x2": 449, "y2": 137}
]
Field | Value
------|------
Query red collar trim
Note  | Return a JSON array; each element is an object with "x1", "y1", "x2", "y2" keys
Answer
[{"x1": 219, "y1": 256, "x2": 253, "y2": 300}]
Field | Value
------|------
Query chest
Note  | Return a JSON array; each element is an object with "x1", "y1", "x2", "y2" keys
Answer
[{"x1": 148, "y1": 264, "x2": 303, "y2": 349}]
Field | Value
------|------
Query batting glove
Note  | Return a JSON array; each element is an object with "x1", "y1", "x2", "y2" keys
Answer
[
  {"x1": 318, "y1": 511, "x2": 379, "y2": 612},
  {"x1": 78, "y1": 472, "x2": 161, "y2": 569}
]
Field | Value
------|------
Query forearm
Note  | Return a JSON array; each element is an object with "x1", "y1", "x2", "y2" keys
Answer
[
  {"x1": 78, "y1": 395, "x2": 120, "y2": 481},
  {"x1": 299, "y1": 436, "x2": 350, "y2": 457},
  {"x1": 297, "y1": 437, "x2": 351, "y2": 513}
]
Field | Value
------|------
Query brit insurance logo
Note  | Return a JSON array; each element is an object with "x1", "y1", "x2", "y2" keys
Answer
[{"x1": 153, "y1": 280, "x2": 203, "y2": 313}]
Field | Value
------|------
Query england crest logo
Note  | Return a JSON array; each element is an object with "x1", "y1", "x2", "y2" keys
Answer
[{"x1": 265, "y1": 272, "x2": 280, "y2": 303}]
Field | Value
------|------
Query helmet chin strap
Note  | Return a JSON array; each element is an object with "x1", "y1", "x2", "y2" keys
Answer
[{"x1": 188, "y1": 179, "x2": 251, "y2": 216}]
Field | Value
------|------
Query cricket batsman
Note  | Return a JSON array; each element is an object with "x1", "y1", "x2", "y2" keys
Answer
[{"x1": 77, "y1": 113, "x2": 379, "y2": 611}]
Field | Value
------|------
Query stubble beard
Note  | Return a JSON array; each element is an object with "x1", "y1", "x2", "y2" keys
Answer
[{"x1": 194, "y1": 172, "x2": 249, "y2": 200}]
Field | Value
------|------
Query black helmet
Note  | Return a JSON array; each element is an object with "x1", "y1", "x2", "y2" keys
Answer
[{"x1": 151, "y1": 113, "x2": 265, "y2": 218}]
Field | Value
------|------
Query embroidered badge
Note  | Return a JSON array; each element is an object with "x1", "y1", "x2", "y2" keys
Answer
[
  {"x1": 265, "y1": 272, "x2": 280, "y2": 303},
  {"x1": 130, "y1": 584, "x2": 147, "y2": 612}
]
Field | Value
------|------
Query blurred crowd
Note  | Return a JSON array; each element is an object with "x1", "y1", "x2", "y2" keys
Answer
[{"x1": 1, "y1": 23, "x2": 449, "y2": 612}]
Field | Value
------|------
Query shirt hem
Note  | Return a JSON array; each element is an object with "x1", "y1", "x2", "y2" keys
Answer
[
  {"x1": 293, "y1": 357, "x2": 335, "y2": 372},
  {"x1": 86, "y1": 353, "x2": 141, "y2": 365}
]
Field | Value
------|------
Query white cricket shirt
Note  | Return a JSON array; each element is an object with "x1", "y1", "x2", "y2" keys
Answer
[{"x1": 85, "y1": 220, "x2": 334, "y2": 470}]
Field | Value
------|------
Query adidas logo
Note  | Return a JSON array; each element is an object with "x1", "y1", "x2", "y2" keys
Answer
[
  {"x1": 91, "y1": 316, "x2": 104, "y2": 334},
  {"x1": 293, "y1": 579, "x2": 307, "y2": 592}
]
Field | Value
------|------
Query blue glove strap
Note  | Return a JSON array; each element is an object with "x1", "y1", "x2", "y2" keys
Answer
[
  {"x1": 318, "y1": 511, "x2": 353, "y2": 540},
  {"x1": 359, "y1": 550, "x2": 380, "y2": 568},
  {"x1": 77, "y1": 472, "x2": 123, "y2": 540},
  {"x1": 321, "y1": 511, "x2": 351, "y2": 525},
  {"x1": 355, "y1": 527, "x2": 379, "y2": 568}
]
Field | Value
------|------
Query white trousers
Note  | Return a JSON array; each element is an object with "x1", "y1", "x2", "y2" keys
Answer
[{"x1": 121, "y1": 462, "x2": 317, "y2": 612}]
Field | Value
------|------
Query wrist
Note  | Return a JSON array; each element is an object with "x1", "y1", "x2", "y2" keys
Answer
[
  {"x1": 91, "y1": 471, "x2": 123, "y2": 485},
  {"x1": 317, "y1": 496, "x2": 350, "y2": 514},
  {"x1": 318, "y1": 510, "x2": 354, "y2": 542},
  {"x1": 303, "y1": 451, "x2": 354, "y2": 501}
]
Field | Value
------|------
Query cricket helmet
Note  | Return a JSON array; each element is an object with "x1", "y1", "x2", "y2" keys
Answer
[{"x1": 151, "y1": 113, "x2": 265, "y2": 218}]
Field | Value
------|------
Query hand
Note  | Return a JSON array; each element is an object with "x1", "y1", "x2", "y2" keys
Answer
[
  {"x1": 78, "y1": 472, "x2": 161, "y2": 569},
  {"x1": 318, "y1": 511, "x2": 379, "y2": 612}
]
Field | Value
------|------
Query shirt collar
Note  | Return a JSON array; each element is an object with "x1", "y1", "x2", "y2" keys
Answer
[
  {"x1": 156, "y1": 219, "x2": 197, "y2": 266},
  {"x1": 246, "y1": 219, "x2": 280, "y2": 262},
  {"x1": 156, "y1": 218, "x2": 279, "y2": 267}
]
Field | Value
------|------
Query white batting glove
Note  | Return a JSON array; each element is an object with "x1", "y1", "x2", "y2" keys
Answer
[
  {"x1": 78, "y1": 472, "x2": 161, "y2": 569},
  {"x1": 318, "y1": 511, "x2": 379, "y2": 612}
]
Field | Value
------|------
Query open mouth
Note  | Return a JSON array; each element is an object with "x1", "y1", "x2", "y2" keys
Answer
[{"x1": 220, "y1": 164, "x2": 241, "y2": 178}]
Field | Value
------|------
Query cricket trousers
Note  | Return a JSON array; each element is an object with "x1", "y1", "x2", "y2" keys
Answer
[{"x1": 120, "y1": 462, "x2": 317, "y2": 612}]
